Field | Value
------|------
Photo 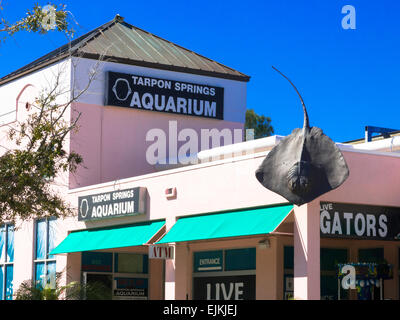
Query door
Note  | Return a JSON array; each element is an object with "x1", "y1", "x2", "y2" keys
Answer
[{"x1": 83, "y1": 273, "x2": 113, "y2": 300}]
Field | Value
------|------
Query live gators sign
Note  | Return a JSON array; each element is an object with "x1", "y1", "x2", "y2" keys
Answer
[{"x1": 320, "y1": 202, "x2": 400, "y2": 241}]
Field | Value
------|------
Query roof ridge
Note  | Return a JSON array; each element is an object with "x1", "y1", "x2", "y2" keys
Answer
[
  {"x1": 69, "y1": 19, "x2": 116, "y2": 52},
  {"x1": 119, "y1": 20, "x2": 246, "y2": 77}
]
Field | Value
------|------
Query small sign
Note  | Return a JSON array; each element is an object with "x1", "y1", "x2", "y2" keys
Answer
[
  {"x1": 105, "y1": 72, "x2": 224, "y2": 120},
  {"x1": 194, "y1": 250, "x2": 223, "y2": 272},
  {"x1": 114, "y1": 277, "x2": 148, "y2": 299},
  {"x1": 285, "y1": 276, "x2": 294, "y2": 291},
  {"x1": 78, "y1": 187, "x2": 147, "y2": 221},
  {"x1": 149, "y1": 245, "x2": 174, "y2": 259},
  {"x1": 113, "y1": 289, "x2": 147, "y2": 298}
]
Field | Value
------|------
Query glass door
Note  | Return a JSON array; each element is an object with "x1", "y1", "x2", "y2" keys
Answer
[{"x1": 82, "y1": 272, "x2": 113, "y2": 300}]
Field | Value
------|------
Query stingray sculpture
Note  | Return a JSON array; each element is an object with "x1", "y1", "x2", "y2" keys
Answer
[{"x1": 255, "y1": 66, "x2": 350, "y2": 206}]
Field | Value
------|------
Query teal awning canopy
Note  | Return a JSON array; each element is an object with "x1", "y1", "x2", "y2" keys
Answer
[
  {"x1": 51, "y1": 220, "x2": 165, "y2": 255},
  {"x1": 156, "y1": 204, "x2": 293, "y2": 244}
]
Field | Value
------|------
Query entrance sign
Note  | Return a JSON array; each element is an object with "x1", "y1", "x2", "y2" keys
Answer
[
  {"x1": 193, "y1": 251, "x2": 223, "y2": 272},
  {"x1": 320, "y1": 202, "x2": 400, "y2": 241},
  {"x1": 105, "y1": 71, "x2": 224, "y2": 120},
  {"x1": 149, "y1": 245, "x2": 174, "y2": 259},
  {"x1": 78, "y1": 187, "x2": 147, "y2": 221}
]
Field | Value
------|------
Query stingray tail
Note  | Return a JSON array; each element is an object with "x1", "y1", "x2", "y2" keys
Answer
[{"x1": 272, "y1": 66, "x2": 310, "y2": 129}]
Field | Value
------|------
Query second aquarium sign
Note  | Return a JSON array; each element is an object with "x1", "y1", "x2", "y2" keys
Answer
[{"x1": 78, "y1": 187, "x2": 147, "y2": 221}]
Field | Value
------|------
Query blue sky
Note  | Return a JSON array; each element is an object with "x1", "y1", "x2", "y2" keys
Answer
[{"x1": 0, "y1": 0, "x2": 399, "y2": 142}]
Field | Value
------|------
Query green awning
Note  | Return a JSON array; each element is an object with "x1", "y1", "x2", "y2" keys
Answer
[
  {"x1": 156, "y1": 204, "x2": 293, "y2": 244},
  {"x1": 51, "y1": 220, "x2": 165, "y2": 255}
]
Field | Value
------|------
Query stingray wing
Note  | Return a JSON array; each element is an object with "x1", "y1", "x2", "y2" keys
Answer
[
  {"x1": 255, "y1": 128, "x2": 305, "y2": 205},
  {"x1": 304, "y1": 127, "x2": 349, "y2": 191}
]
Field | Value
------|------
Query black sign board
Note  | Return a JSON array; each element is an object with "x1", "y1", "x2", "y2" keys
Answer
[
  {"x1": 114, "y1": 277, "x2": 148, "y2": 299},
  {"x1": 320, "y1": 202, "x2": 400, "y2": 241},
  {"x1": 105, "y1": 71, "x2": 224, "y2": 120},
  {"x1": 193, "y1": 275, "x2": 255, "y2": 300},
  {"x1": 78, "y1": 187, "x2": 146, "y2": 221},
  {"x1": 113, "y1": 289, "x2": 147, "y2": 298}
]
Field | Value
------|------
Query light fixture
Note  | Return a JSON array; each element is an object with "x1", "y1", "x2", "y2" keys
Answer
[
  {"x1": 258, "y1": 239, "x2": 270, "y2": 249},
  {"x1": 165, "y1": 187, "x2": 177, "y2": 199}
]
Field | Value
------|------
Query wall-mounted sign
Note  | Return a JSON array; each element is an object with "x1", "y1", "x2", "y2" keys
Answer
[
  {"x1": 78, "y1": 187, "x2": 147, "y2": 221},
  {"x1": 105, "y1": 72, "x2": 224, "y2": 120},
  {"x1": 149, "y1": 245, "x2": 174, "y2": 260},
  {"x1": 320, "y1": 202, "x2": 400, "y2": 241},
  {"x1": 285, "y1": 275, "x2": 294, "y2": 292},
  {"x1": 114, "y1": 277, "x2": 148, "y2": 300},
  {"x1": 114, "y1": 289, "x2": 147, "y2": 298},
  {"x1": 193, "y1": 275, "x2": 255, "y2": 300},
  {"x1": 193, "y1": 250, "x2": 223, "y2": 272}
]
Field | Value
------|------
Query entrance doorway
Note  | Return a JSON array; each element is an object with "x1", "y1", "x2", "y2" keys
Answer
[{"x1": 83, "y1": 273, "x2": 113, "y2": 300}]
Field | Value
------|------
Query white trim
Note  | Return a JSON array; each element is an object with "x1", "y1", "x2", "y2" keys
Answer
[
  {"x1": 197, "y1": 135, "x2": 284, "y2": 161},
  {"x1": 68, "y1": 135, "x2": 400, "y2": 195},
  {"x1": 67, "y1": 149, "x2": 269, "y2": 194},
  {"x1": 197, "y1": 266, "x2": 223, "y2": 271}
]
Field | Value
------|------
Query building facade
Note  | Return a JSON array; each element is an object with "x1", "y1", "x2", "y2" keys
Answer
[{"x1": 0, "y1": 16, "x2": 400, "y2": 300}]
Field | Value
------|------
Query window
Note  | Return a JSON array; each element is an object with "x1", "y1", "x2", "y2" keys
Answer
[
  {"x1": 34, "y1": 218, "x2": 57, "y2": 289},
  {"x1": 358, "y1": 248, "x2": 384, "y2": 300},
  {"x1": 320, "y1": 248, "x2": 348, "y2": 300},
  {"x1": 81, "y1": 252, "x2": 149, "y2": 274},
  {"x1": 81, "y1": 252, "x2": 149, "y2": 300},
  {"x1": 225, "y1": 248, "x2": 256, "y2": 271},
  {"x1": 283, "y1": 246, "x2": 294, "y2": 300},
  {"x1": 282, "y1": 246, "x2": 348, "y2": 300},
  {"x1": 358, "y1": 248, "x2": 384, "y2": 264},
  {"x1": 0, "y1": 224, "x2": 14, "y2": 300}
]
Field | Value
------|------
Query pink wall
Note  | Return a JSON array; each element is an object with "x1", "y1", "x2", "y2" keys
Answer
[
  {"x1": 320, "y1": 151, "x2": 400, "y2": 206},
  {"x1": 69, "y1": 102, "x2": 245, "y2": 189}
]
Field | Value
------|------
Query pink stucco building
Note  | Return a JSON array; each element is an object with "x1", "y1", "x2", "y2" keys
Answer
[{"x1": 0, "y1": 16, "x2": 400, "y2": 300}]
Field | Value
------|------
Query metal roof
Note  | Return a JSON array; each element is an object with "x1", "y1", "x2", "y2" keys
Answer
[{"x1": 0, "y1": 15, "x2": 250, "y2": 85}]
